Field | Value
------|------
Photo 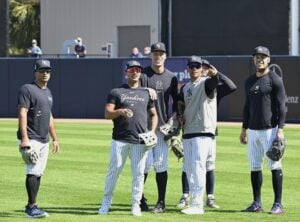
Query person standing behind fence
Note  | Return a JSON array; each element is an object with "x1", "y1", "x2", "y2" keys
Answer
[
  {"x1": 27, "y1": 39, "x2": 42, "y2": 57},
  {"x1": 130, "y1": 47, "x2": 143, "y2": 58},
  {"x1": 74, "y1": 37, "x2": 87, "y2": 58}
]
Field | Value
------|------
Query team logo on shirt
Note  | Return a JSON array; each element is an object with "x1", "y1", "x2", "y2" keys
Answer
[
  {"x1": 120, "y1": 93, "x2": 145, "y2": 103},
  {"x1": 155, "y1": 81, "x2": 163, "y2": 91},
  {"x1": 36, "y1": 110, "x2": 42, "y2": 117},
  {"x1": 254, "y1": 85, "x2": 259, "y2": 94}
]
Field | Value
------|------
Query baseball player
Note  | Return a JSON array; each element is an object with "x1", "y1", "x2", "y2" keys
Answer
[
  {"x1": 240, "y1": 46, "x2": 286, "y2": 214},
  {"x1": 17, "y1": 59, "x2": 60, "y2": 218},
  {"x1": 177, "y1": 59, "x2": 237, "y2": 210},
  {"x1": 178, "y1": 56, "x2": 219, "y2": 215},
  {"x1": 139, "y1": 42, "x2": 178, "y2": 213},
  {"x1": 98, "y1": 60, "x2": 158, "y2": 217}
]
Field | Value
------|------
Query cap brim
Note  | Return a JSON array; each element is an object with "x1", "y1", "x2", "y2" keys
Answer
[
  {"x1": 252, "y1": 52, "x2": 269, "y2": 57},
  {"x1": 151, "y1": 49, "x2": 166, "y2": 53},
  {"x1": 126, "y1": 65, "x2": 142, "y2": 69}
]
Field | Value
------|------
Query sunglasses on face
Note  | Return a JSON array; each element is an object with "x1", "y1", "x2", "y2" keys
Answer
[
  {"x1": 38, "y1": 69, "x2": 51, "y2": 74},
  {"x1": 188, "y1": 63, "x2": 201, "y2": 69},
  {"x1": 126, "y1": 67, "x2": 141, "y2": 73}
]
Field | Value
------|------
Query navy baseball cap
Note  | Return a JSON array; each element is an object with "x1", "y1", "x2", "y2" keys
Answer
[
  {"x1": 34, "y1": 59, "x2": 51, "y2": 71},
  {"x1": 201, "y1": 59, "x2": 210, "y2": 68},
  {"x1": 187, "y1": 56, "x2": 202, "y2": 65},
  {"x1": 125, "y1": 60, "x2": 142, "y2": 70},
  {"x1": 253, "y1": 46, "x2": 270, "y2": 57},
  {"x1": 151, "y1": 42, "x2": 166, "y2": 53}
]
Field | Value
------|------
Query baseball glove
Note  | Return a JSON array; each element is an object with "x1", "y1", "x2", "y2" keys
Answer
[
  {"x1": 160, "y1": 118, "x2": 180, "y2": 141},
  {"x1": 169, "y1": 136, "x2": 184, "y2": 160},
  {"x1": 19, "y1": 146, "x2": 39, "y2": 164},
  {"x1": 266, "y1": 138, "x2": 285, "y2": 161},
  {"x1": 139, "y1": 131, "x2": 158, "y2": 150}
]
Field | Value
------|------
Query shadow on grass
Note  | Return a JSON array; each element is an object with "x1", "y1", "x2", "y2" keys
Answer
[
  {"x1": 0, "y1": 212, "x2": 19, "y2": 218},
  {"x1": 10, "y1": 203, "x2": 180, "y2": 215}
]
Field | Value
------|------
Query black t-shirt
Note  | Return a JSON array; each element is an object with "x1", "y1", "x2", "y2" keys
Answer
[
  {"x1": 17, "y1": 82, "x2": 53, "y2": 143},
  {"x1": 74, "y1": 44, "x2": 86, "y2": 57},
  {"x1": 107, "y1": 85, "x2": 154, "y2": 143},
  {"x1": 242, "y1": 70, "x2": 286, "y2": 130},
  {"x1": 140, "y1": 66, "x2": 178, "y2": 126}
]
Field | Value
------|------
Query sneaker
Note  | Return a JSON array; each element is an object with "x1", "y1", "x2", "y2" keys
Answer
[
  {"x1": 24, "y1": 205, "x2": 49, "y2": 218},
  {"x1": 132, "y1": 204, "x2": 142, "y2": 216},
  {"x1": 152, "y1": 201, "x2": 165, "y2": 214},
  {"x1": 140, "y1": 197, "x2": 149, "y2": 211},
  {"x1": 270, "y1": 202, "x2": 283, "y2": 215},
  {"x1": 206, "y1": 197, "x2": 220, "y2": 209},
  {"x1": 176, "y1": 195, "x2": 190, "y2": 209},
  {"x1": 242, "y1": 201, "x2": 263, "y2": 212},
  {"x1": 181, "y1": 206, "x2": 204, "y2": 215},
  {"x1": 98, "y1": 205, "x2": 109, "y2": 215}
]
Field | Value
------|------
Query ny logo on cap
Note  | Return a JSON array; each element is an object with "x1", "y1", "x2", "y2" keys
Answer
[
  {"x1": 257, "y1": 47, "x2": 264, "y2": 53},
  {"x1": 156, "y1": 43, "x2": 161, "y2": 49}
]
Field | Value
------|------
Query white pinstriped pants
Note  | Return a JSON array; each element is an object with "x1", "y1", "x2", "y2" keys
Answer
[
  {"x1": 247, "y1": 128, "x2": 282, "y2": 171},
  {"x1": 183, "y1": 136, "x2": 213, "y2": 209},
  {"x1": 144, "y1": 131, "x2": 169, "y2": 173},
  {"x1": 101, "y1": 140, "x2": 147, "y2": 207}
]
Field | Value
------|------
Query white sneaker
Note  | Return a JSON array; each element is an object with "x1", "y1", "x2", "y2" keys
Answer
[
  {"x1": 98, "y1": 205, "x2": 109, "y2": 215},
  {"x1": 176, "y1": 195, "x2": 190, "y2": 209},
  {"x1": 181, "y1": 206, "x2": 204, "y2": 215},
  {"x1": 132, "y1": 204, "x2": 142, "y2": 216}
]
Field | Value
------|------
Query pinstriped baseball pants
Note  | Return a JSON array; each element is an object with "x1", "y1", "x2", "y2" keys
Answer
[
  {"x1": 144, "y1": 131, "x2": 169, "y2": 173},
  {"x1": 101, "y1": 140, "x2": 147, "y2": 207},
  {"x1": 247, "y1": 128, "x2": 282, "y2": 171},
  {"x1": 183, "y1": 136, "x2": 213, "y2": 209}
]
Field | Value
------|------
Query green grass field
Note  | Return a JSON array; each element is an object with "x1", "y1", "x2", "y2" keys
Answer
[{"x1": 0, "y1": 119, "x2": 299, "y2": 222}]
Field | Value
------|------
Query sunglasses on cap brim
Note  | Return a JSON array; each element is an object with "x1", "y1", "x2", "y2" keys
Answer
[{"x1": 126, "y1": 67, "x2": 142, "y2": 73}]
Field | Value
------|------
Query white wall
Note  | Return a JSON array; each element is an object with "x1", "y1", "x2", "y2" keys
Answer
[{"x1": 40, "y1": 0, "x2": 159, "y2": 56}]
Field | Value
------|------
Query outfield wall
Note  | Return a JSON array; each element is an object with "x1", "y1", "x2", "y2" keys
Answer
[{"x1": 0, "y1": 57, "x2": 299, "y2": 122}]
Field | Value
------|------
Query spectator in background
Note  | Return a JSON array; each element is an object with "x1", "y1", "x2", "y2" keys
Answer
[
  {"x1": 143, "y1": 46, "x2": 151, "y2": 57},
  {"x1": 74, "y1": 37, "x2": 87, "y2": 58},
  {"x1": 130, "y1": 47, "x2": 143, "y2": 58},
  {"x1": 27, "y1": 39, "x2": 42, "y2": 57}
]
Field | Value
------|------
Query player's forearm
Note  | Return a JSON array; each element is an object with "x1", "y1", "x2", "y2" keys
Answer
[
  {"x1": 18, "y1": 108, "x2": 29, "y2": 142},
  {"x1": 105, "y1": 109, "x2": 122, "y2": 119},
  {"x1": 149, "y1": 109, "x2": 158, "y2": 132},
  {"x1": 49, "y1": 116, "x2": 58, "y2": 142}
]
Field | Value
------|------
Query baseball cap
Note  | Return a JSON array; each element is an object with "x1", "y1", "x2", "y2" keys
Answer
[
  {"x1": 187, "y1": 56, "x2": 202, "y2": 65},
  {"x1": 32, "y1": 39, "x2": 37, "y2": 44},
  {"x1": 151, "y1": 42, "x2": 166, "y2": 53},
  {"x1": 253, "y1": 46, "x2": 270, "y2": 57},
  {"x1": 34, "y1": 59, "x2": 51, "y2": 71},
  {"x1": 201, "y1": 59, "x2": 210, "y2": 68},
  {"x1": 125, "y1": 60, "x2": 142, "y2": 70}
]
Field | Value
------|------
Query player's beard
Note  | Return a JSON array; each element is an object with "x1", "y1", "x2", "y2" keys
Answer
[{"x1": 257, "y1": 67, "x2": 267, "y2": 74}]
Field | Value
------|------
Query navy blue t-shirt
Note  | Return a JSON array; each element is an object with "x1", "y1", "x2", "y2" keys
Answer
[
  {"x1": 107, "y1": 85, "x2": 154, "y2": 143},
  {"x1": 17, "y1": 82, "x2": 53, "y2": 143},
  {"x1": 140, "y1": 66, "x2": 178, "y2": 126}
]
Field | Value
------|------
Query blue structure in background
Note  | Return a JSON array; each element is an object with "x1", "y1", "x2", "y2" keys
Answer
[{"x1": 0, "y1": 57, "x2": 299, "y2": 122}]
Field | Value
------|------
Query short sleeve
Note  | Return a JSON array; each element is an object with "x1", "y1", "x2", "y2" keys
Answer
[{"x1": 17, "y1": 86, "x2": 31, "y2": 109}]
